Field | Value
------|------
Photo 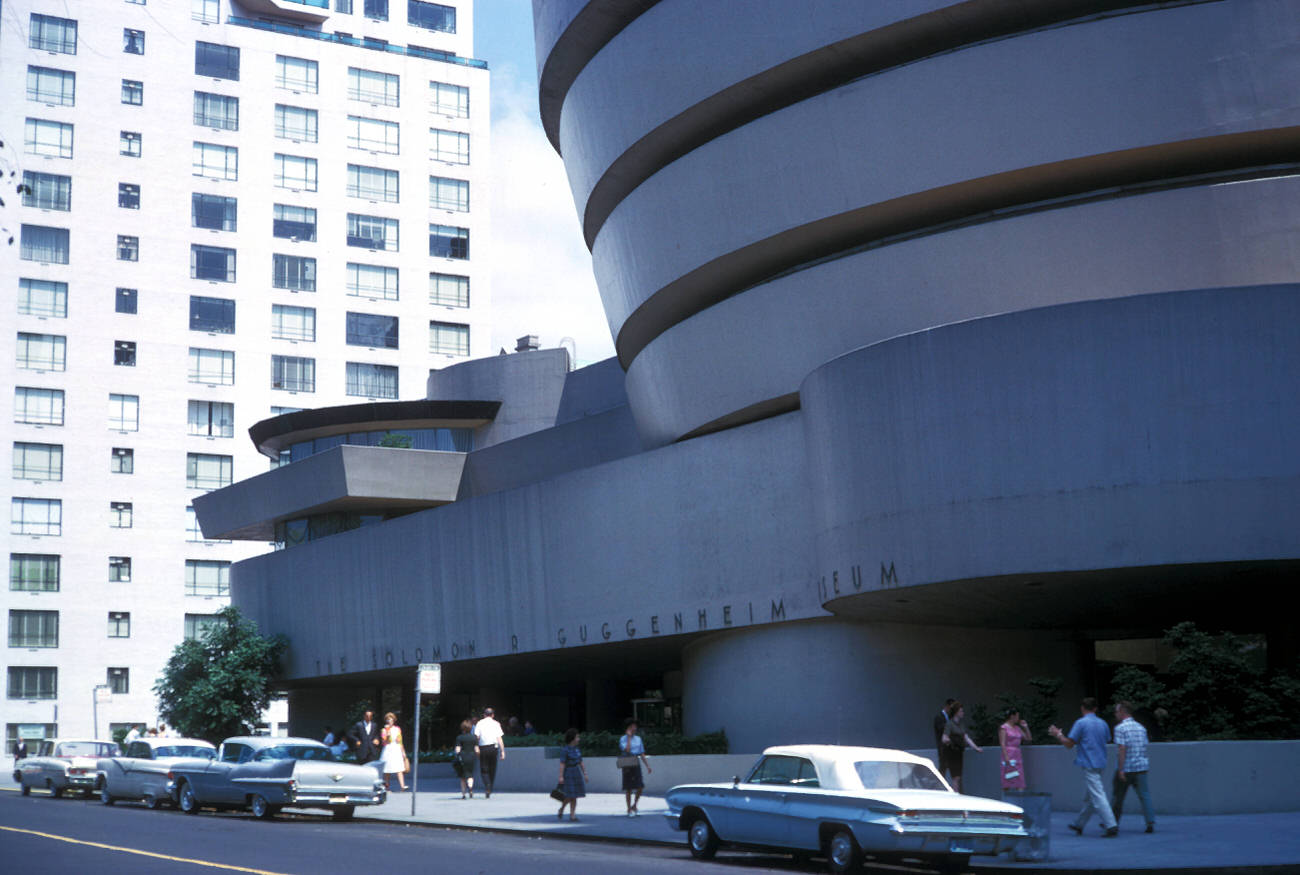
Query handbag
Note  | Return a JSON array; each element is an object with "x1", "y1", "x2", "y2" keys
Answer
[
  {"x1": 616, "y1": 756, "x2": 639, "y2": 768},
  {"x1": 550, "y1": 785, "x2": 567, "y2": 802}
]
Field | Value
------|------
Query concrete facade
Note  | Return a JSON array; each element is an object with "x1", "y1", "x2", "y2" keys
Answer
[{"x1": 199, "y1": 0, "x2": 1298, "y2": 755}]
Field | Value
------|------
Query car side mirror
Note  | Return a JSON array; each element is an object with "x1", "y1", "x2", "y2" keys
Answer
[{"x1": 732, "y1": 775, "x2": 740, "y2": 788}]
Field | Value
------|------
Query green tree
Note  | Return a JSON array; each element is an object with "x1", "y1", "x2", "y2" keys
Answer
[
  {"x1": 153, "y1": 606, "x2": 287, "y2": 744},
  {"x1": 377, "y1": 432, "x2": 412, "y2": 448}
]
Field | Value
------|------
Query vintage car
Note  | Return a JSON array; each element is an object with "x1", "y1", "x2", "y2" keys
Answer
[
  {"x1": 168, "y1": 736, "x2": 387, "y2": 819},
  {"x1": 13, "y1": 739, "x2": 121, "y2": 798},
  {"x1": 664, "y1": 744, "x2": 1027, "y2": 874},
  {"x1": 96, "y1": 737, "x2": 217, "y2": 809}
]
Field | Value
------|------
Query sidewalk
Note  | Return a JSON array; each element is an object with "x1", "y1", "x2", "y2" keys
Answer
[{"x1": 361, "y1": 777, "x2": 1300, "y2": 872}]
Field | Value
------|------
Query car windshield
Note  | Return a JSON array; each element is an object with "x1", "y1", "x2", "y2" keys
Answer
[
  {"x1": 154, "y1": 745, "x2": 215, "y2": 759},
  {"x1": 854, "y1": 760, "x2": 948, "y2": 791},
  {"x1": 57, "y1": 742, "x2": 119, "y2": 758},
  {"x1": 254, "y1": 745, "x2": 336, "y2": 762}
]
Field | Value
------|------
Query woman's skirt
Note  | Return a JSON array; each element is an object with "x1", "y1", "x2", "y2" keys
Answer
[
  {"x1": 381, "y1": 743, "x2": 405, "y2": 774},
  {"x1": 621, "y1": 764, "x2": 644, "y2": 791},
  {"x1": 561, "y1": 765, "x2": 586, "y2": 799}
]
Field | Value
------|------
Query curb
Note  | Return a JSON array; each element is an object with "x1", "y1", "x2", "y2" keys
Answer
[{"x1": 351, "y1": 812, "x2": 681, "y2": 849}]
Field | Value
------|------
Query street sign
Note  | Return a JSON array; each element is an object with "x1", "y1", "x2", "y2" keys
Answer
[
  {"x1": 94, "y1": 685, "x2": 112, "y2": 703},
  {"x1": 417, "y1": 663, "x2": 441, "y2": 694}
]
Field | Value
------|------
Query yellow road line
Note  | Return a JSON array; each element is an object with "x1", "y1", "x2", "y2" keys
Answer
[{"x1": 0, "y1": 825, "x2": 293, "y2": 874}]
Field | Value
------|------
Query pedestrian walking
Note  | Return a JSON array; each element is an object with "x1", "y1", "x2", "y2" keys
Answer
[
  {"x1": 940, "y1": 700, "x2": 983, "y2": 792},
  {"x1": 618, "y1": 718, "x2": 652, "y2": 816},
  {"x1": 380, "y1": 712, "x2": 408, "y2": 791},
  {"x1": 933, "y1": 697, "x2": 955, "y2": 772},
  {"x1": 556, "y1": 728, "x2": 587, "y2": 822},
  {"x1": 1111, "y1": 701, "x2": 1156, "y2": 833},
  {"x1": 999, "y1": 708, "x2": 1033, "y2": 791},
  {"x1": 13, "y1": 739, "x2": 28, "y2": 761},
  {"x1": 1049, "y1": 697, "x2": 1118, "y2": 837},
  {"x1": 349, "y1": 710, "x2": 384, "y2": 767},
  {"x1": 474, "y1": 707, "x2": 506, "y2": 798},
  {"x1": 453, "y1": 720, "x2": 479, "y2": 799}
]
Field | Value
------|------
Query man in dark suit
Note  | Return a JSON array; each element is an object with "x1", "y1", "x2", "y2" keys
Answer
[
  {"x1": 934, "y1": 697, "x2": 956, "y2": 767},
  {"x1": 349, "y1": 710, "x2": 383, "y2": 766}
]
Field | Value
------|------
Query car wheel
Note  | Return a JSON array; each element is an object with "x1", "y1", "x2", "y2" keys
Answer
[
  {"x1": 20, "y1": 782, "x2": 30, "y2": 797},
  {"x1": 100, "y1": 785, "x2": 115, "y2": 805},
  {"x1": 332, "y1": 805, "x2": 356, "y2": 821},
  {"x1": 249, "y1": 794, "x2": 275, "y2": 819},
  {"x1": 177, "y1": 781, "x2": 200, "y2": 815},
  {"x1": 687, "y1": 815, "x2": 720, "y2": 860},
  {"x1": 936, "y1": 854, "x2": 970, "y2": 875},
  {"x1": 144, "y1": 794, "x2": 162, "y2": 810},
  {"x1": 47, "y1": 780, "x2": 62, "y2": 799},
  {"x1": 826, "y1": 829, "x2": 861, "y2": 874}
]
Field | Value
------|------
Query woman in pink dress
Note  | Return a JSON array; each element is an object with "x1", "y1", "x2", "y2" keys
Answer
[{"x1": 999, "y1": 708, "x2": 1033, "y2": 791}]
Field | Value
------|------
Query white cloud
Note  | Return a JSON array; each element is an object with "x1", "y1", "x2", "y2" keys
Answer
[{"x1": 487, "y1": 62, "x2": 616, "y2": 367}]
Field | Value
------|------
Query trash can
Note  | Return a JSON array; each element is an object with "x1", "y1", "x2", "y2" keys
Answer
[{"x1": 1003, "y1": 790, "x2": 1051, "y2": 862}]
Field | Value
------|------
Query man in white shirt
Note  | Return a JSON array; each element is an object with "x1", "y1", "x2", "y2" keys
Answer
[
  {"x1": 1110, "y1": 702, "x2": 1156, "y2": 833},
  {"x1": 474, "y1": 707, "x2": 506, "y2": 797}
]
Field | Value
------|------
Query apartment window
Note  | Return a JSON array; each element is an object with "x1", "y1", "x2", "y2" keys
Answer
[
  {"x1": 347, "y1": 263, "x2": 399, "y2": 300},
  {"x1": 187, "y1": 453, "x2": 232, "y2": 490},
  {"x1": 193, "y1": 142, "x2": 238, "y2": 180},
  {"x1": 271, "y1": 355, "x2": 316, "y2": 392},
  {"x1": 20, "y1": 225, "x2": 69, "y2": 265},
  {"x1": 184, "y1": 613, "x2": 221, "y2": 639},
  {"x1": 109, "y1": 394, "x2": 139, "y2": 432},
  {"x1": 347, "y1": 214, "x2": 398, "y2": 251},
  {"x1": 188, "y1": 347, "x2": 234, "y2": 384},
  {"x1": 429, "y1": 272, "x2": 469, "y2": 308},
  {"x1": 117, "y1": 235, "x2": 139, "y2": 262},
  {"x1": 108, "y1": 612, "x2": 131, "y2": 638},
  {"x1": 10, "y1": 554, "x2": 59, "y2": 592},
  {"x1": 275, "y1": 105, "x2": 318, "y2": 142},
  {"x1": 192, "y1": 193, "x2": 237, "y2": 231},
  {"x1": 336, "y1": 0, "x2": 354, "y2": 11},
  {"x1": 273, "y1": 204, "x2": 317, "y2": 241},
  {"x1": 190, "y1": 295, "x2": 235, "y2": 333},
  {"x1": 186, "y1": 508, "x2": 203, "y2": 542},
  {"x1": 430, "y1": 176, "x2": 469, "y2": 212},
  {"x1": 430, "y1": 81, "x2": 468, "y2": 117},
  {"x1": 429, "y1": 321, "x2": 469, "y2": 356},
  {"x1": 13, "y1": 443, "x2": 62, "y2": 482},
  {"x1": 346, "y1": 362, "x2": 398, "y2": 398},
  {"x1": 25, "y1": 118, "x2": 73, "y2": 158},
  {"x1": 275, "y1": 55, "x2": 318, "y2": 93},
  {"x1": 14, "y1": 388, "x2": 64, "y2": 426},
  {"x1": 123, "y1": 29, "x2": 145, "y2": 55},
  {"x1": 348, "y1": 67, "x2": 399, "y2": 106},
  {"x1": 188, "y1": 400, "x2": 234, "y2": 438},
  {"x1": 272, "y1": 254, "x2": 317, "y2": 292},
  {"x1": 194, "y1": 92, "x2": 239, "y2": 130},
  {"x1": 12, "y1": 498, "x2": 61, "y2": 536},
  {"x1": 429, "y1": 224, "x2": 469, "y2": 259},
  {"x1": 409, "y1": 1, "x2": 454, "y2": 32},
  {"x1": 185, "y1": 560, "x2": 230, "y2": 596},
  {"x1": 120, "y1": 130, "x2": 142, "y2": 157},
  {"x1": 274, "y1": 154, "x2": 318, "y2": 192},
  {"x1": 110, "y1": 502, "x2": 133, "y2": 528},
  {"x1": 191, "y1": 246, "x2": 236, "y2": 282},
  {"x1": 121, "y1": 79, "x2": 143, "y2": 105},
  {"x1": 16, "y1": 332, "x2": 66, "y2": 371},
  {"x1": 107, "y1": 667, "x2": 129, "y2": 693},
  {"x1": 22, "y1": 172, "x2": 71, "y2": 211},
  {"x1": 26, "y1": 66, "x2": 75, "y2": 106},
  {"x1": 9, "y1": 611, "x2": 58, "y2": 648},
  {"x1": 364, "y1": 0, "x2": 389, "y2": 20},
  {"x1": 431, "y1": 128, "x2": 469, "y2": 164},
  {"x1": 18, "y1": 279, "x2": 67, "y2": 318},
  {"x1": 347, "y1": 164, "x2": 398, "y2": 202},
  {"x1": 114, "y1": 341, "x2": 137, "y2": 366},
  {"x1": 271, "y1": 304, "x2": 316, "y2": 341},
  {"x1": 347, "y1": 115, "x2": 399, "y2": 154},
  {"x1": 112, "y1": 448, "x2": 134, "y2": 474},
  {"x1": 195, "y1": 42, "x2": 240, "y2": 80},
  {"x1": 346, "y1": 312, "x2": 399, "y2": 349},
  {"x1": 110, "y1": 557, "x2": 132, "y2": 582},
  {"x1": 193, "y1": 0, "x2": 220, "y2": 23},
  {"x1": 7, "y1": 667, "x2": 56, "y2": 699},
  {"x1": 29, "y1": 13, "x2": 77, "y2": 54},
  {"x1": 118, "y1": 183, "x2": 141, "y2": 210},
  {"x1": 116, "y1": 288, "x2": 138, "y2": 314}
]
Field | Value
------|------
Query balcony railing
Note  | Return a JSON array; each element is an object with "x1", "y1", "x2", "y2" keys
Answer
[{"x1": 227, "y1": 16, "x2": 488, "y2": 69}]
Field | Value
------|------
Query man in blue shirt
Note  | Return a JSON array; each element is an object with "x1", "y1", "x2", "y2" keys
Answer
[{"x1": 1049, "y1": 697, "x2": 1118, "y2": 837}]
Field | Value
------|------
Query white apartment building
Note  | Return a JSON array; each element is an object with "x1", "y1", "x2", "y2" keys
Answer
[{"x1": 1, "y1": 0, "x2": 490, "y2": 749}]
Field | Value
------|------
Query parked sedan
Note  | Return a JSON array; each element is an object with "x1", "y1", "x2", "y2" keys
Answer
[
  {"x1": 665, "y1": 744, "x2": 1027, "y2": 874},
  {"x1": 97, "y1": 737, "x2": 216, "y2": 809},
  {"x1": 14, "y1": 739, "x2": 121, "y2": 798},
  {"x1": 169, "y1": 736, "x2": 387, "y2": 820}
]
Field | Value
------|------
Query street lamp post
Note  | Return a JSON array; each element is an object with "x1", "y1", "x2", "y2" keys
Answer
[{"x1": 92, "y1": 685, "x2": 111, "y2": 738}]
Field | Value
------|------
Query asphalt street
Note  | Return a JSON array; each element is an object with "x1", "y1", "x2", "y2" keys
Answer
[{"x1": 0, "y1": 788, "x2": 849, "y2": 875}]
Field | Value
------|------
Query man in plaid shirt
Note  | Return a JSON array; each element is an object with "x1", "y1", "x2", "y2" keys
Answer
[{"x1": 1111, "y1": 701, "x2": 1156, "y2": 832}]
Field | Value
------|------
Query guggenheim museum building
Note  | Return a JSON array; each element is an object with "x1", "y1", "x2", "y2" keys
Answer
[{"x1": 198, "y1": 0, "x2": 1300, "y2": 752}]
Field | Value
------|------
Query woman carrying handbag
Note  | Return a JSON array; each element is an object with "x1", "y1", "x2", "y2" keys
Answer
[{"x1": 617, "y1": 718, "x2": 652, "y2": 816}]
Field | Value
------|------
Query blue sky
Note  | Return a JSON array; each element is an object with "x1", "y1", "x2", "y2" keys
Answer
[{"x1": 473, "y1": 1, "x2": 615, "y2": 364}]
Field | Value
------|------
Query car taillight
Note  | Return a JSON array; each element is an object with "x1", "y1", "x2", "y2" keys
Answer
[{"x1": 69, "y1": 768, "x2": 84, "y2": 775}]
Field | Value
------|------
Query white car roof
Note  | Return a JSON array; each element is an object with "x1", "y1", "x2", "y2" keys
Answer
[
  {"x1": 761, "y1": 744, "x2": 934, "y2": 768},
  {"x1": 221, "y1": 736, "x2": 326, "y2": 749},
  {"x1": 138, "y1": 737, "x2": 214, "y2": 749},
  {"x1": 50, "y1": 738, "x2": 117, "y2": 747}
]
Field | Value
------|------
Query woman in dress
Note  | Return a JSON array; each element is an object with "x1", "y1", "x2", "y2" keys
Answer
[
  {"x1": 619, "y1": 718, "x2": 652, "y2": 816},
  {"x1": 380, "y1": 712, "x2": 407, "y2": 792},
  {"x1": 453, "y1": 719, "x2": 479, "y2": 799},
  {"x1": 556, "y1": 728, "x2": 588, "y2": 821},
  {"x1": 999, "y1": 708, "x2": 1032, "y2": 793},
  {"x1": 940, "y1": 701, "x2": 983, "y2": 792}
]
